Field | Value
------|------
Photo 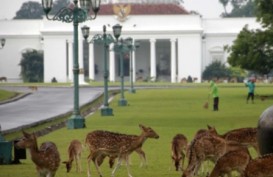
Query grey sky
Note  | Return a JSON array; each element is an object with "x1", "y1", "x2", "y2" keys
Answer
[{"x1": 0, "y1": 0, "x2": 226, "y2": 20}]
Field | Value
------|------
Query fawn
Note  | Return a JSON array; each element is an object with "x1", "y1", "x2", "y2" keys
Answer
[
  {"x1": 242, "y1": 153, "x2": 273, "y2": 177},
  {"x1": 62, "y1": 139, "x2": 83, "y2": 173},
  {"x1": 171, "y1": 133, "x2": 188, "y2": 171},
  {"x1": 207, "y1": 147, "x2": 251, "y2": 177},
  {"x1": 15, "y1": 131, "x2": 60, "y2": 177},
  {"x1": 85, "y1": 124, "x2": 159, "y2": 177},
  {"x1": 182, "y1": 133, "x2": 245, "y2": 177}
]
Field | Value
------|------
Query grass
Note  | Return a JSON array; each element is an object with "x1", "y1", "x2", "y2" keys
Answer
[
  {"x1": 0, "y1": 89, "x2": 19, "y2": 102},
  {"x1": 1, "y1": 84, "x2": 273, "y2": 177}
]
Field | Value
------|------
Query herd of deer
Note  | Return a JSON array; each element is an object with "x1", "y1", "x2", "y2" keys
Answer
[{"x1": 15, "y1": 124, "x2": 273, "y2": 177}]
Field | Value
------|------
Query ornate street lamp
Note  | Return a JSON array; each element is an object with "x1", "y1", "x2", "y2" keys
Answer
[
  {"x1": 41, "y1": 0, "x2": 101, "y2": 129},
  {"x1": 125, "y1": 37, "x2": 139, "y2": 93},
  {"x1": 112, "y1": 24, "x2": 129, "y2": 106},
  {"x1": 81, "y1": 25, "x2": 115, "y2": 116},
  {"x1": 0, "y1": 38, "x2": 6, "y2": 49}
]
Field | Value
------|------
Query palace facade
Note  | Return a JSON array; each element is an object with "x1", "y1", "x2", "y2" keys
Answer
[{"x1": 0, "y1": 2, "x2": 261, "y2": 83}]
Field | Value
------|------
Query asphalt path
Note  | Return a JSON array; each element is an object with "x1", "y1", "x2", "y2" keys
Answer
[{"x1": 0, "y1": 86, "x2": 103, "y2": 133}]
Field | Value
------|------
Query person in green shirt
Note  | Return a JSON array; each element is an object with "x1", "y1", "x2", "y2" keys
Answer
[
  {"x1": 210, "y1": 80, "x2": 219, "y2": 111},
  {"x1": 245, "y1": 79, "x2": 255, "y2": 103}
]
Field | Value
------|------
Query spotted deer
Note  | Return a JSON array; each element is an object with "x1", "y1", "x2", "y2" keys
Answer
[
  {"x1": 221, "y1": 127, "x2": 259, "y2": 155},
  {"x1": 182, "y1": 134, "x2": 245, "y2": 177},
  {"x1": 62, "y1": 139, "x2": 83, "y2": 173},
  {"x1": 207, "y1": 147, "x2": 251, "y2": 177},
  {"x1": 96, "y1": 133, "x2": 147, "y2": 169},
  {"x1": 242, "y1": 153, "x2": 273, "y2": 177},
  {"x1": 15, "y1": 131, "x2": 60, "y2": 177},
  {"x1": 171, "y1": 133, "x2": 188, "y2": 171},
  {"x1": 85, "y1": 124, "x2": 159, "y2": 177}
]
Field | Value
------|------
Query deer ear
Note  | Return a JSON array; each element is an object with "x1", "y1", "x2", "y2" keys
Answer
[
  {"x1": 139, "y1": 124, "x2": 145, "y2": 129},
  {"x1": 207, "y1": 125, "x2": 212, "y2": 129}
]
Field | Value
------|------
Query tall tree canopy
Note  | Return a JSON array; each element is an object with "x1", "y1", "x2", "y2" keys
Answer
[
  {"x1": 219, "y1": 0, "x2": 256, "y2": 17},
  {"x1": 14, "y1": 1, "x2": 43, "y2": 19},
  {"x1": 227, "y1": 0, "x2": 273, "y2": 75},
  {"x1": 255, "y1": 0, "x2": 273, "y2": 28},
  {"x1": 13, "y1": 0, "x2": 70, "y2": 19}
]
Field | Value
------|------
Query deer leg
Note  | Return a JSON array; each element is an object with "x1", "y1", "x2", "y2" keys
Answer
[
  {"x1": 94, "y1": 154, "x2": 104, "y2": 177},
  {"x1": 87, "y1": 154, "x2": 92, "y2": 177},
  {"x1": 181, "y1": 153, "x2": 185, "y2": 171},
  {"x1": 125, "y1": 156, "x2": 133, "y2": 177},
  {"x1": 111, "y1": 157, "x2": 123, "y2": 177},
  {"x1": 137, "y1": 150, "x2": 146, "y2": 167},
  {"x1": 78, "y1": 153, "x2": 82, "y2": 172}
]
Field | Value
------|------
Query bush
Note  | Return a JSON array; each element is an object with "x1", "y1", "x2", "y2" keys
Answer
[
  {"x1": 19, "y1": 50, "x2": 44, "y2": 82},
  {"x1": 202, "y1": 61, "x2": 231, "y2": 81}
]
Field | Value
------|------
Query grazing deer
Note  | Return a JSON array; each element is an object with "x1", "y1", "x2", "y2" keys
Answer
[
  {"x1": 207, "y1": 147, "x2": 251, "y2": 177},
  {"x1": 28, "y1": 86, "x2": 38, "y2": 91},
  {"x1": 242, "y1": 153, "x2": 273, "y2": 177},
  {"x1": 182, "y1": 134, "x2": 245, "y2": 177},
  {"x1": 193, "y1": 125, "x2": 218, "y2": 139},
  {"x1": 85, "y1": 124, "x2": 159, "y2": 177},
  {"x1": 221, "y1": 127, "x2": 259, "y2": 155},
  {"x1": 171, "y1": 133, "x2": 188, "y2": 171},
  {"x1": 0, "y1": 76, "x2": 7, "y2": 82},
  {"x1": 62, "y1": 139, "x2": 83, "y2": 173},
  {"x1": 15, "y1": 131, "x2": 60, "y2": 177}
]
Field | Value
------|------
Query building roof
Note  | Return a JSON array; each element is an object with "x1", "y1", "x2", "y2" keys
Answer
[{"x1": 97, "y1": 3, "x2": 190, "y2": 15}]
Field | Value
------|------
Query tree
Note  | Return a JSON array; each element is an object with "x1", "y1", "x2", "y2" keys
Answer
[
  {"x1": 202, "y1": 61, "x2": 231, "y2": 80},
  {"x1": 227, "y1": 18, "x2": 273, "y2": 74},
  {"x1": 14, "y1": 1, "x2": 43, "y2": 19},
  {"x1": 13, "y1": 0, "x2": 70, "y2": 19},
  {"x1": 226, "y1": 0, "x2": 273, "y2": 75},
  {"x1": 255, "y1": 0, "x2": 273, "y2": 28},
  {"x1": 19, "y1": 50, "x2": 44, "y2": 82},
  {"x1": 219, "y1": 0, "x2": 256, "y2": 17}
]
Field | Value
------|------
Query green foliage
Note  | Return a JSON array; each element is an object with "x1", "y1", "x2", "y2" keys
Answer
[
  {"x1": 219, "y1": 0, "x2": 256, "y2": 17},
  {"x1": 1, "y1": 86, "x2": 273, "y2": 177},
  {"x1": 14, "y1": 1, "x2": 43, "y2": 19},
  {"x1": 255, "y1": 0, "x2": 273, "y2": 28},
  {"x1": 19, "y1": 50, "x2": 44, "y2": 82},
  {"x1": 202, "y1": 61, "x2": 231, "y2": 80},
  {"x1": 229, "y1": 66, "x2": 247, "y2": 78},
  {"x1": 13, "y1": 0, "x2": 70, "y2": 19},
  {"x1": 227, "y1": 26, "x2": 273, "y2": 74},
  {"x1": 49, "y1": 0, "x2": 70, "y2": 15}
]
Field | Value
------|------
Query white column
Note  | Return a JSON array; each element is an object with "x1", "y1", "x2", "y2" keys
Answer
[
  {"x1": 109, "y1": 43, "x2": 115, "y2": 82},
  {"x1": 89, "y1": 42, "x2": 95, "y2": 81},
  {"x1": 132, "y1": 49, "x2": 136, "y2": 82},
  {"x1": 68, "y1": 40, "x2": 73, "y2": 82},
  {"x1": 150, "y1": 38, "x2": 156, "y2": 81},
  {"x1": 170, "y1": 38, "x2": 177, "y2": 83},
  {"x1": 79, "y1": 34, "x2": 87, "y2": 85}
]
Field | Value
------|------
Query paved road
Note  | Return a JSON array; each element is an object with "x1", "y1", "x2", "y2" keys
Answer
[{"x1": 0, "y1": 86, "x2": 103, "y2": 133}]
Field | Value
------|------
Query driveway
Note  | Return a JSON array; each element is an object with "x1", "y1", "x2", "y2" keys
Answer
[{"x1": 0, "y1": 86, "x2": 103, "y2": 133}]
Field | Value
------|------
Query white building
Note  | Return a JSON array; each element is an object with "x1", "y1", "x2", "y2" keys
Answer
[{"x1": 0, "y1": 2, "x2": 262, "y2": 83}]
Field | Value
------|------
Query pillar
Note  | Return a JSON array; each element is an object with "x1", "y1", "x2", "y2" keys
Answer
[{"x1": 150, "y1": 38, "x2": 156, "y2": 81}]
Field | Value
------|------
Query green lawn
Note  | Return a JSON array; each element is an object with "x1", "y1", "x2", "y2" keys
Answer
[
  {"x1": 1, "y1": 84, "x2": 273, "y2": 177},
  {"x1": 0, "y1": 89, "x2": 18, "y2": 102}
]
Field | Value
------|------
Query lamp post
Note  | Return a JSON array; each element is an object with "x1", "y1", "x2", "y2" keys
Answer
[
  {"x1": 81, "y1": 25, "x2": 115, "y2": 116},
  {"x1": 41, "y1": 0, "x2": 101, "y2": 129},
  {"x1": 126, "y1": 37, "x2": 139, "y2": 93},
  {"x1": 0, "y1": 38, "x2": 6, "y2": 49},
  {"x1": 112, "y1": 24, "x2": 129, "y2": 106}
]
